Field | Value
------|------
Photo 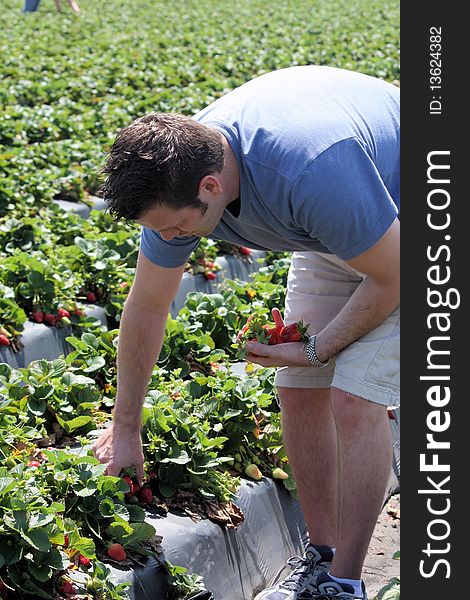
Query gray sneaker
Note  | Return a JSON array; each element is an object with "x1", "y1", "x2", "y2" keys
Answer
[
  {"x1": 298, "y1": 573, "x2": 368, "y2": 600},
  {"x1": 254, "y1": 545, "x2": 334, "y2": 600}
]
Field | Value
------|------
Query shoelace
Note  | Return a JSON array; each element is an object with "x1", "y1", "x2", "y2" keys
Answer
[{"x1": 280, "y1": 554, "x2": 317, "y2": 590}]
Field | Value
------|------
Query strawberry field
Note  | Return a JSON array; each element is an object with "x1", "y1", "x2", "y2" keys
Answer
[{"x1": 0, "y1": 0, "x2": 399, "y2": 598}]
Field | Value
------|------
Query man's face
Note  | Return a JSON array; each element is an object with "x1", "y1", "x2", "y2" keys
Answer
[{"x1": 137, "y1": 198, "x2": 223, "y2": 240}]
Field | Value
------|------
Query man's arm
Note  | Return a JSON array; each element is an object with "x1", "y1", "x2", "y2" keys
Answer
[
  {"x1": 92, "y1": 251, "x2": 186, "y2": 482},
  {"x1": 244, "y1": 219, "x2": 400, "y2": 367}
]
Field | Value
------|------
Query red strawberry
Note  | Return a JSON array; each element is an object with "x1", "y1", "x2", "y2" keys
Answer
[
  {"x1": 119, "y1": 281, "x2": 128, "y2": 288},
  {"x1": 279, "y1": 321, "x2": 309, "y2": 343},
  {"x1": 32, "y1": 310, "x2": 44, "y2": 323},
  {"x1": 58, "y1": 580, "x2": 76, "y2": 595},
  {"x1": 262, "y1": 325, "x2": 280, "y2": 345},
  {"x1": 387, "y1": 409, "x2": 397, "y2": 420},
  {"x1": 57, "y1": 308, "x2": 71, "y2": 318},
  {"x1": 0, "y1": 335, "x2": 10, "y2": 346},
  {"x1": 205, "y1": 271, "x2": 217, "y2": 280},
  {"x1": 86, "y1": 291, "x2": 96, "y2": 303},
  {"x1": 137, "y1": 486, "x2": 153, "y2": 505},
  {"x1": 107, "y1": 543, "x2": 127, "y2": 561},
  {"x1": 240, "y1": 246, "x2": 252, "y2": 255},
  {"x1": 73, "y1": 308, "x2": 85, "y2": 316},
  {"x1": 27, "y1": 460, "x2": 40, "y2": 467},
  {"x1": 64, "y1": 534, "x2": 69, "y2": 547},
  {"x1": 79, "y1": 554, "x2": 91, "y2": 567},
  {"x1": 122, "y1": 475, "x2": 135, "y2": 495},
  {"x1": 44, "y1": 313, "x2": 57, "y2": 326}
]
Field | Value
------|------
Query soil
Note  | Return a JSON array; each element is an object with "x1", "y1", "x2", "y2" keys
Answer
[{"x1": 363, "y1": 493, "x2": 400, "y2": 599}]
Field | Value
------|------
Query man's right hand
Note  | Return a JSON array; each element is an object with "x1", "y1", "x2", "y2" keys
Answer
[{"x1": 92, "y1": 423, "x2": 145, "y2": 485}]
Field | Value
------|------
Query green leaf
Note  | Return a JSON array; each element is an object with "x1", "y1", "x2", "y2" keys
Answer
[
  {"x1": 71, "y1": 536, "x2": 96, "y2": 559},
  {"x1": 28, "y1": 563, "x2": 52, "y2": 582},
  {"x1": 83, "y1": 356, "x2": 106, "y2": 372},
  {"x1": 72, "y1": 480, "x2": 97, "y2": 497},
  {"x1": 27, "y1": 396, "x2": 47, "y2": 416},
  {"x1": 121, "y1": 521, "x2": 156, "y2": 547},
  {"x1": 56, "y1": 414, "x2": 94, "y2": 433},
  {"x1": 0, "y1": 477, "x2": 16, "y2": 495},
  {"x1": 377, "y1": 578, "x2": 400, "y2": 600},
  {"x1": 21, "y1": 528, "x2": 51, "y2": 552},
  {"x1": 161, "y1": 449, "x2": 191, "y2": 465},
  {"x1": 159, "y1": 482, "x2": 177, "y2": 498},
  {"x1": 28, "y1": 513, "x2": 55, "y2": 529}
]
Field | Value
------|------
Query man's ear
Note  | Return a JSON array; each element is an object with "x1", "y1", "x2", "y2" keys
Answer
[{"x1": 199, "y1": 174, "x2": 222, "y2": 195}]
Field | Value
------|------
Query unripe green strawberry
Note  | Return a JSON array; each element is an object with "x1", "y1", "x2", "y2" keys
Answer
[
  {"x1": 245, "y1": 463, "x2": 263, "y2": 480},
  {"x1": 234, "y1": 462, "x2": 243, "y2": 473},
  {"x1": 272, "y1": 467, "x2": 289, "y2": 480},
  {"x1": 107, "y1": 543, "x2": 127, "y2": 561},
  {"x1": 234, "y1": 453, "x2": 242, "y2": 463}
]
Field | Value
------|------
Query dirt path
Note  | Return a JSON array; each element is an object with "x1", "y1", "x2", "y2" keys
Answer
[{"x1": 363, "y1": 494, "x2": 400, "y2": 599}]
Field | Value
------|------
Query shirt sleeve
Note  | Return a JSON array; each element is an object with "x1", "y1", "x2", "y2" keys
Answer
[
  {"x1": 290, "y1": 137, "x2": 399, "y2": 260},
  {"x1": 140, "y1": 227, "x2": 201, "y2": 268}
]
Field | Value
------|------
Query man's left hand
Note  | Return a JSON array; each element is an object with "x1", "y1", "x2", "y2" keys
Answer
[{"x1": 244, "y1": 341, "x2": 310, "y2": 367}]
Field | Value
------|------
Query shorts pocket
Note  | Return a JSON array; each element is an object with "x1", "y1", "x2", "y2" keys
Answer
[{"x1": 364, "y1": 316, "x2": 400, "y2": 391}]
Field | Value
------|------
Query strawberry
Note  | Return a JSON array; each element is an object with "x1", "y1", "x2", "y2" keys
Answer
[
  {"x1": 107, "y1": 543, "x2": 127, "y2": 561},
  {"x1": 137, "y1": 486, "x2": 153, "y2": 505},
  {"x1": 271, "y1": 467, "x2": 289, "y2": 480},
  {"x1": 73, "y1": 308, "x2": 85, "y2": 316},
  {"x1": 58, "y1": 580, "x2": 76, "y2": 595},
  {"x1": 27, "y1": 460, "x2": 40, "y2": 467},
  {"x1": 57, "y1": 308, "x2": 71, "y2": 318},
  {"x1": 32, "y1": 310, "x2": 44, "y2": 323},
  {"x1": 205, "y1": 271, "x2": 217, "y2": 280},
  {"x1": 245, "y1": 463, "x2": 263, "y2": 480},
  {"x1": 122, "y1": 475, "x2": 135, "y2": 495},
  {"x1": 0, "y1": 335, "x2": 10, "y2": 347},
  {"x1": 387, "y1": 409, "x2": 397, "y2": 420},
  {"x1": 64, "y1": 534, "x2": 69, "y2": 547},
  {"x1": 119, "y1": 281, "x2": 128, "y2": 288},
  {"x1": 86, "y1": 291, "x2": 96, "y2": 303},
  {"x1": 279, "y1": 321, "x2": 309, "y2": 343},
  {"x1": 262, "y1": 325, "x2": 280, "y2": 345},
  {"x1": 78, "y1": 554, "x2": 91, "y2": 567},
  {"x1": 240, "y1": 246, "x2": 252, "y2": 255},
  {"x1": 44, "y1": 313, "x2": 57, "y2": 326},
  {"x1": 60, "y1": 316, "x2": 71, "y2": 326}
]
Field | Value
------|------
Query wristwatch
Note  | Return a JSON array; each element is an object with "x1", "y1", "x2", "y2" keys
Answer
[{"x1": 305, "y1": 335, "x2": 330, "y2": 367}]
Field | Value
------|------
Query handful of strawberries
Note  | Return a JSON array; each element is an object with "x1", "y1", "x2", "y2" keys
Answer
[{"x1": 236, "y1": 308, "x2": 310, "y2": 359}]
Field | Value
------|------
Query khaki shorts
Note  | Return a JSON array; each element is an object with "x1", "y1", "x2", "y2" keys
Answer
[{"x1": 274, "y1": 252, "x2": 400, "y2": 407}]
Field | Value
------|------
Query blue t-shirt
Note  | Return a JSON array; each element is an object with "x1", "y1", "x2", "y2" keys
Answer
[{"x1": 141, "y1": 66, "x2": 400, "y2": 267}]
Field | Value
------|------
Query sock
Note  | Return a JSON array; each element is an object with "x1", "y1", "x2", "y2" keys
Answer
[{"x1": 328, "y1": 574, "x2": 363, "y2": 597}]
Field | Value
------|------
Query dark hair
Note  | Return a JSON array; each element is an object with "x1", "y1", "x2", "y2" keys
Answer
[{"x1": 99, "y1": 112, "x2": 225, "y2": 220}]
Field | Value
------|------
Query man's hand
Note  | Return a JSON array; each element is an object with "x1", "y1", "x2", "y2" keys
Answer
[
  {"x1": 92, "y1": 423, "x2": 145, "y2": 485},
  {"x1": 244, "y1": 340, "x2": 311, "y2": 368}
]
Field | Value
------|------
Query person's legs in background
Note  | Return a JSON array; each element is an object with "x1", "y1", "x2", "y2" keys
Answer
[{"x1": 23, "y1": 0, "x2": 41, "y2": 13}]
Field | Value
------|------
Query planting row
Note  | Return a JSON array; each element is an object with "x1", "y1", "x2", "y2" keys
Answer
[
  {"x1": 0, "y1": 193, "x2": 272, "y2": 360},
  {"x1": 1, "y1": 260, "x2": 303, "y2": 599}
]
